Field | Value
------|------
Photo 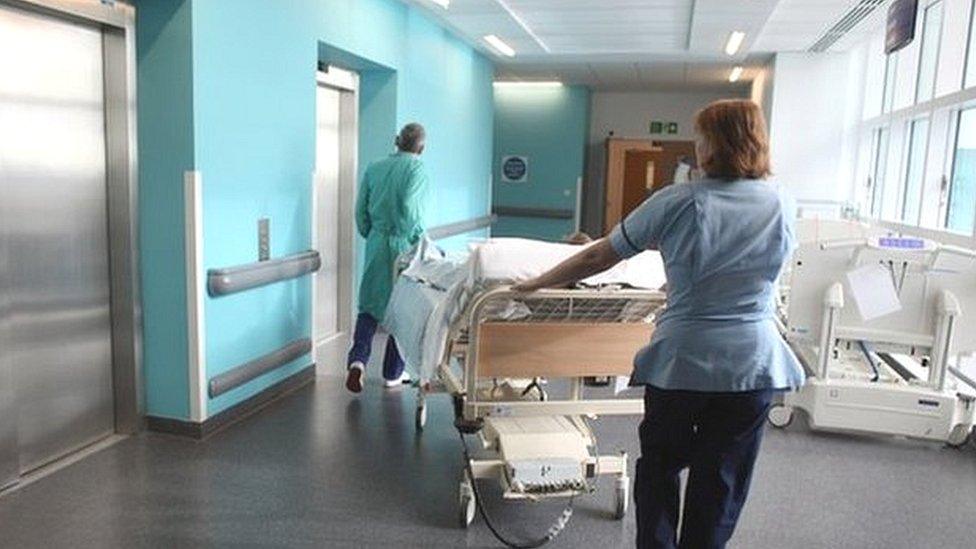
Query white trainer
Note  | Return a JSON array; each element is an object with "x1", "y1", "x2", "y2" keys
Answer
[
  {"x1": 345, "y1": 362, "x2": 365, "y2": 394},
  {"x1": 383, "y1": 371, "x2": 412, "y2": 388}
]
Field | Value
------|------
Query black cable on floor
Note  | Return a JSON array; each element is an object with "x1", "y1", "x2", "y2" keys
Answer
[{"x1": 457, "y1": 431, "x2": 574, "y2": 549}]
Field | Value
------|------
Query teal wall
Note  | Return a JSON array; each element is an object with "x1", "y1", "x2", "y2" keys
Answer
[
  {"x1": 492, "y1": 86, "x2": 590, "y2": 241},
  {"x1": 136, "y1": 0, "x2": 494, "y2": 419},
  {"x1": 135, "y1": 0, "x2": 195, "y2": 419}
]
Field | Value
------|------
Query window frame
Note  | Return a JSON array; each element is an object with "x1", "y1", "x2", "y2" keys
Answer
[
  {"x1": 915, "y1": 0, "x2": 945, "y2": 105},
  {"x1": 882, "y1": 52, "x2": 898, "y2": 114},
  {"x1": 900, "y1": 116, "x2": 931, "y2": 225},
  {"x1": 855, "y1": 1, "x2": 976, "y2": 244},
  {"x1": 964, "y1": 0, "x2": 976, "y2": 89},
  {"x1": 869, "y1": 126, "x2": 891, "y2": 218},
  {"x1": 943, "y1": 106, "x2": 976, "y2": 233}
]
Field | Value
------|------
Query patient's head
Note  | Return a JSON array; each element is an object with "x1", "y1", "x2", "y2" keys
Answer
[
  {"x1": 694, "y1": 99, "x2": 770, "y2": 181},
  {"x1": 564, "y1": 231, "x2": 593, "y2": 245}
]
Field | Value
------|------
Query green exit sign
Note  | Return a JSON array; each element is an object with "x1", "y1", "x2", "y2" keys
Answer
[{"x1": 650, "y1": 121, "x2": 679, "y2": 135}]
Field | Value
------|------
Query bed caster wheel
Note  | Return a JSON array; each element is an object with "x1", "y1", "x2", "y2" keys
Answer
[
  {"x1": 946, "y1": 425, "x2": 972, "y2": 449},
  {"x1": 613, "y1": 476, "x2": 629, "y2": 520},
  {"x1": 459, "y1": 472, "x2": 476, "y2": 528},
  {"x1": 415, "y1": 403, "x2": 427, "y2": 431},
  {"x1": 767, "y1": 404, "x2": 794, "y2": 429}
]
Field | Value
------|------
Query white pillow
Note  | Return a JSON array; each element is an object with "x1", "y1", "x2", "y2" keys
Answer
[{"x1": 468, "y1": 238, "x2": 665, "y2": 289}]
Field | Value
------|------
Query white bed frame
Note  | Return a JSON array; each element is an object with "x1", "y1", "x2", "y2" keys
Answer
[
  {"x1": 415, "y1": 285, "x2": 666, "y2": 527},
  {"x1": 771, "y1": 236, "x2": 976, "y2": 446}
]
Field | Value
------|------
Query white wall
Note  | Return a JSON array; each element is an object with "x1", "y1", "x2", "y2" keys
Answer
[
  {"x1": 768, "y1": 53, "x2": 861, "y2": 205},
  {"x1": 583, "y1": 89, "x2": 744, "y2": 233},
  {"x1": 589, "y1": 90, "x2": 739, "y2": 142}
]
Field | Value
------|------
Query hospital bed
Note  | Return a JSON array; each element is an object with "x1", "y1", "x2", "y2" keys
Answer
[
  {"x1": 771, "y1": 232, "x2": 976, "y2": 446},
  {"x1": 388, "y1": 238, "x2": 666, "y2": 535}
]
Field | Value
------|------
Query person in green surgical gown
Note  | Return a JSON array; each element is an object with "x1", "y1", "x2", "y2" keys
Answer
[{"x1": 344, "y1": 123, "x2": 428, "y2": 394}]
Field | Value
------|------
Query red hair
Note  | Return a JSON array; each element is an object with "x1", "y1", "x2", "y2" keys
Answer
[{"x1": 694, "y1": 99, "x2": 771, "y2": 180}]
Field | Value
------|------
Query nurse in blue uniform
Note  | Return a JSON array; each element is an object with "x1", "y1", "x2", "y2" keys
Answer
[{"x1": 514, "y1": 99, "x2": 804, "y2": 549}]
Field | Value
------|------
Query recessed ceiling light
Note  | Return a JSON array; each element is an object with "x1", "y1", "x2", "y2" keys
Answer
[
  {"x1": 428, "y1": 0, "x2": 450, "y2": 8},
  {"x1": 484, "y1": 35, "x2": 516, "y2": 57},
  {"x1": 725, "y1": 31, "x2": 746, "y2": 56},
  {"x1": 729, "y1": 66, "x2": 744, "y2": 83},
  {"x1": 493, "y1": 81, "x2": 563, "y2": 88}
]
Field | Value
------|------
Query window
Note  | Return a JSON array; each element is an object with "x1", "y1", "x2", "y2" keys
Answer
[
  {"x1": 882, "y1": 53, "x2": 898, "y2": 113},
  {"x1": 966, "y1": 0, "x2": 976, "y2": 89},
  {"x1": 869, "y1": 128, "x2": 891, "y2": 217},
  {"x1": 916, "y1": 1, "x2": 944, "y2": 104},
  {"x1": 945, "y1": 108, "x2": 976, "y2": 233},
  {"x1": 901, "y1": 118, "x2": 930, "y2": 224}
]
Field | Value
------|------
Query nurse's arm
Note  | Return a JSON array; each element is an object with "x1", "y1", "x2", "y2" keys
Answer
[{"x1": 512, "y1": 238, "x2": 621, "y2": 292}]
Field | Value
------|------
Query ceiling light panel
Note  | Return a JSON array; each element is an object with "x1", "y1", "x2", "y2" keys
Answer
[
  {"x1": 725, "y1": 31, "x2": 746, "y2": 55},
  {"x1": 493, "y1": 81, "x2": 564, "y2": 87},
  {"x1": 484, "y1": 34, "x2": 516, "y2": 57},
  {"x1": 686, "y1": 0, "x2": 779, "y2": 56}
]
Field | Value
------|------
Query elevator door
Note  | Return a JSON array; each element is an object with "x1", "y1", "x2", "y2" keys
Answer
[
  {"x1": 315, "y1": 86, "x2": 342, "y2": 347},
  {"x1": 313, "y1": 73, "x2": 358, "y2": 371},
  {"x1": 0, "y1": 4, "x2": 115, "y2": 479}
]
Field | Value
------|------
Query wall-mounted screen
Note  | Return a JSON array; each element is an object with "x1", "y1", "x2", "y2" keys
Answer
[{"x1": 885, "y1": 0, "x2": 918, "y2": 54}]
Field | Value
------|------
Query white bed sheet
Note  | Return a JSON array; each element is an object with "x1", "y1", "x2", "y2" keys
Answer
[{"x1": 468, "y1": 238, "x2": 666, "y2": 289}]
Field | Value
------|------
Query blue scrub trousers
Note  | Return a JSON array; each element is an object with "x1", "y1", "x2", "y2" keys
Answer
[
  {"x1": 635, "y1": 386, "x2": 773, "y2": 549},
  {"x1": 347, "y1": 313, "x2": 405, "y2": 381}
]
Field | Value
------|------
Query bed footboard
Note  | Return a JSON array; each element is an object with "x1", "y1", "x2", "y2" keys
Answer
[{"x1": 476, "y1": 322, "x2": 652, "y2": 378}]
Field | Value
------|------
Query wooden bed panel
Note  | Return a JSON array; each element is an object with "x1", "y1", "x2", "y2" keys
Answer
[{"x1": 475, "y1": 322, "x2": 653, "y2": 379}]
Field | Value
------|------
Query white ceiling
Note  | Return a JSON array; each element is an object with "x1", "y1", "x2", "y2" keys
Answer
[
  {"x1": 753, "y1": 0, "x2": 887, "y2": 52},
  {"x1": 404, "y1": 0, "x2": 891, "y2": 90}
]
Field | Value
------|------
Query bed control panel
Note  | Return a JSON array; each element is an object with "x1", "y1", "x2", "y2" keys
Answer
[{"x1": 507, "y1": 458, "x2": 586, "y2": 494}]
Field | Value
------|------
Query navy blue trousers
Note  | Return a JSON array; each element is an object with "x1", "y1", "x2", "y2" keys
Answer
[
  {"x1": 635, "y1": 386, "x2": 773, "y2": 549},
  {"x1": 346, "y1": 313, "x2": 405, "y2": 381}
]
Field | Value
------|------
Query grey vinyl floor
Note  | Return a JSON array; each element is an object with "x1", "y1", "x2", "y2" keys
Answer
[{"x1": 1, "y1": 364, "x2": 975, "y2": 548}]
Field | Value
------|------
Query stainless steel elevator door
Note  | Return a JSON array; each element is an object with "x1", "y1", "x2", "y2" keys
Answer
[
  {"x1": 0, "y1": 4, "x2": 115, "y2": 475},
  {"x1": 315, "y1": 85, "x2": 342, "y2": 344},
  {"x1": 313, "y1": 75, "x2": 358, "y2": 371}
]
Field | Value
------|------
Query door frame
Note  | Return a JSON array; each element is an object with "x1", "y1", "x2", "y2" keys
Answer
[
  {"x1": 312, "y1": 67, "x2": 359, "y2": 373},
  {"x1": 0, "y1": 0, "x2": 142, "y2": 436}
]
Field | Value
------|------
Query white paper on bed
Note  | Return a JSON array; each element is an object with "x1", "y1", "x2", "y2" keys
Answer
[{"x1": 468, "y1": 238, "x2": 666, "y2": 289}]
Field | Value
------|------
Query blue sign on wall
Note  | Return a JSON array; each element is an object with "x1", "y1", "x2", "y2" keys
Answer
[{"x1": 501, "y1": 155, "x2": 528, "y2": 182}]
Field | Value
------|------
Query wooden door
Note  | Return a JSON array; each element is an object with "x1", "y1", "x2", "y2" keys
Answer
[
  {"x1": 622, "y1": 150, "x2": 663, "y2": 218},
  {"x1": 604, "y1": 139, "x2": 662, "y2": 233}
]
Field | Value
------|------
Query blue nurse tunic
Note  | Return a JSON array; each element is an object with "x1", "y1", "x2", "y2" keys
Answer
[{"x1": 609, "y1": 178, "x2": 805, "y2": 393}]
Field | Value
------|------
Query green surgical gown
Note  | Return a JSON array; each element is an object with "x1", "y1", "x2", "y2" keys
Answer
[{"x1": 355, "y1": 152, "x2": 428, "y2": 320}]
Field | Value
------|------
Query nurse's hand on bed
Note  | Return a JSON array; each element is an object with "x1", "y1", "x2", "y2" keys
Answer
[
  {"x1": 511, "y1": 278, "x2": 544, "y2": 293},
  {"x1": 511, "y1": 238, "x2": 621, "y2": 293}
]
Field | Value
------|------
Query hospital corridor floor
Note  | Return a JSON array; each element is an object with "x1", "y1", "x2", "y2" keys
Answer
[{"x1": 2, "y1": 366, "x2": 975, "y2": 548}]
